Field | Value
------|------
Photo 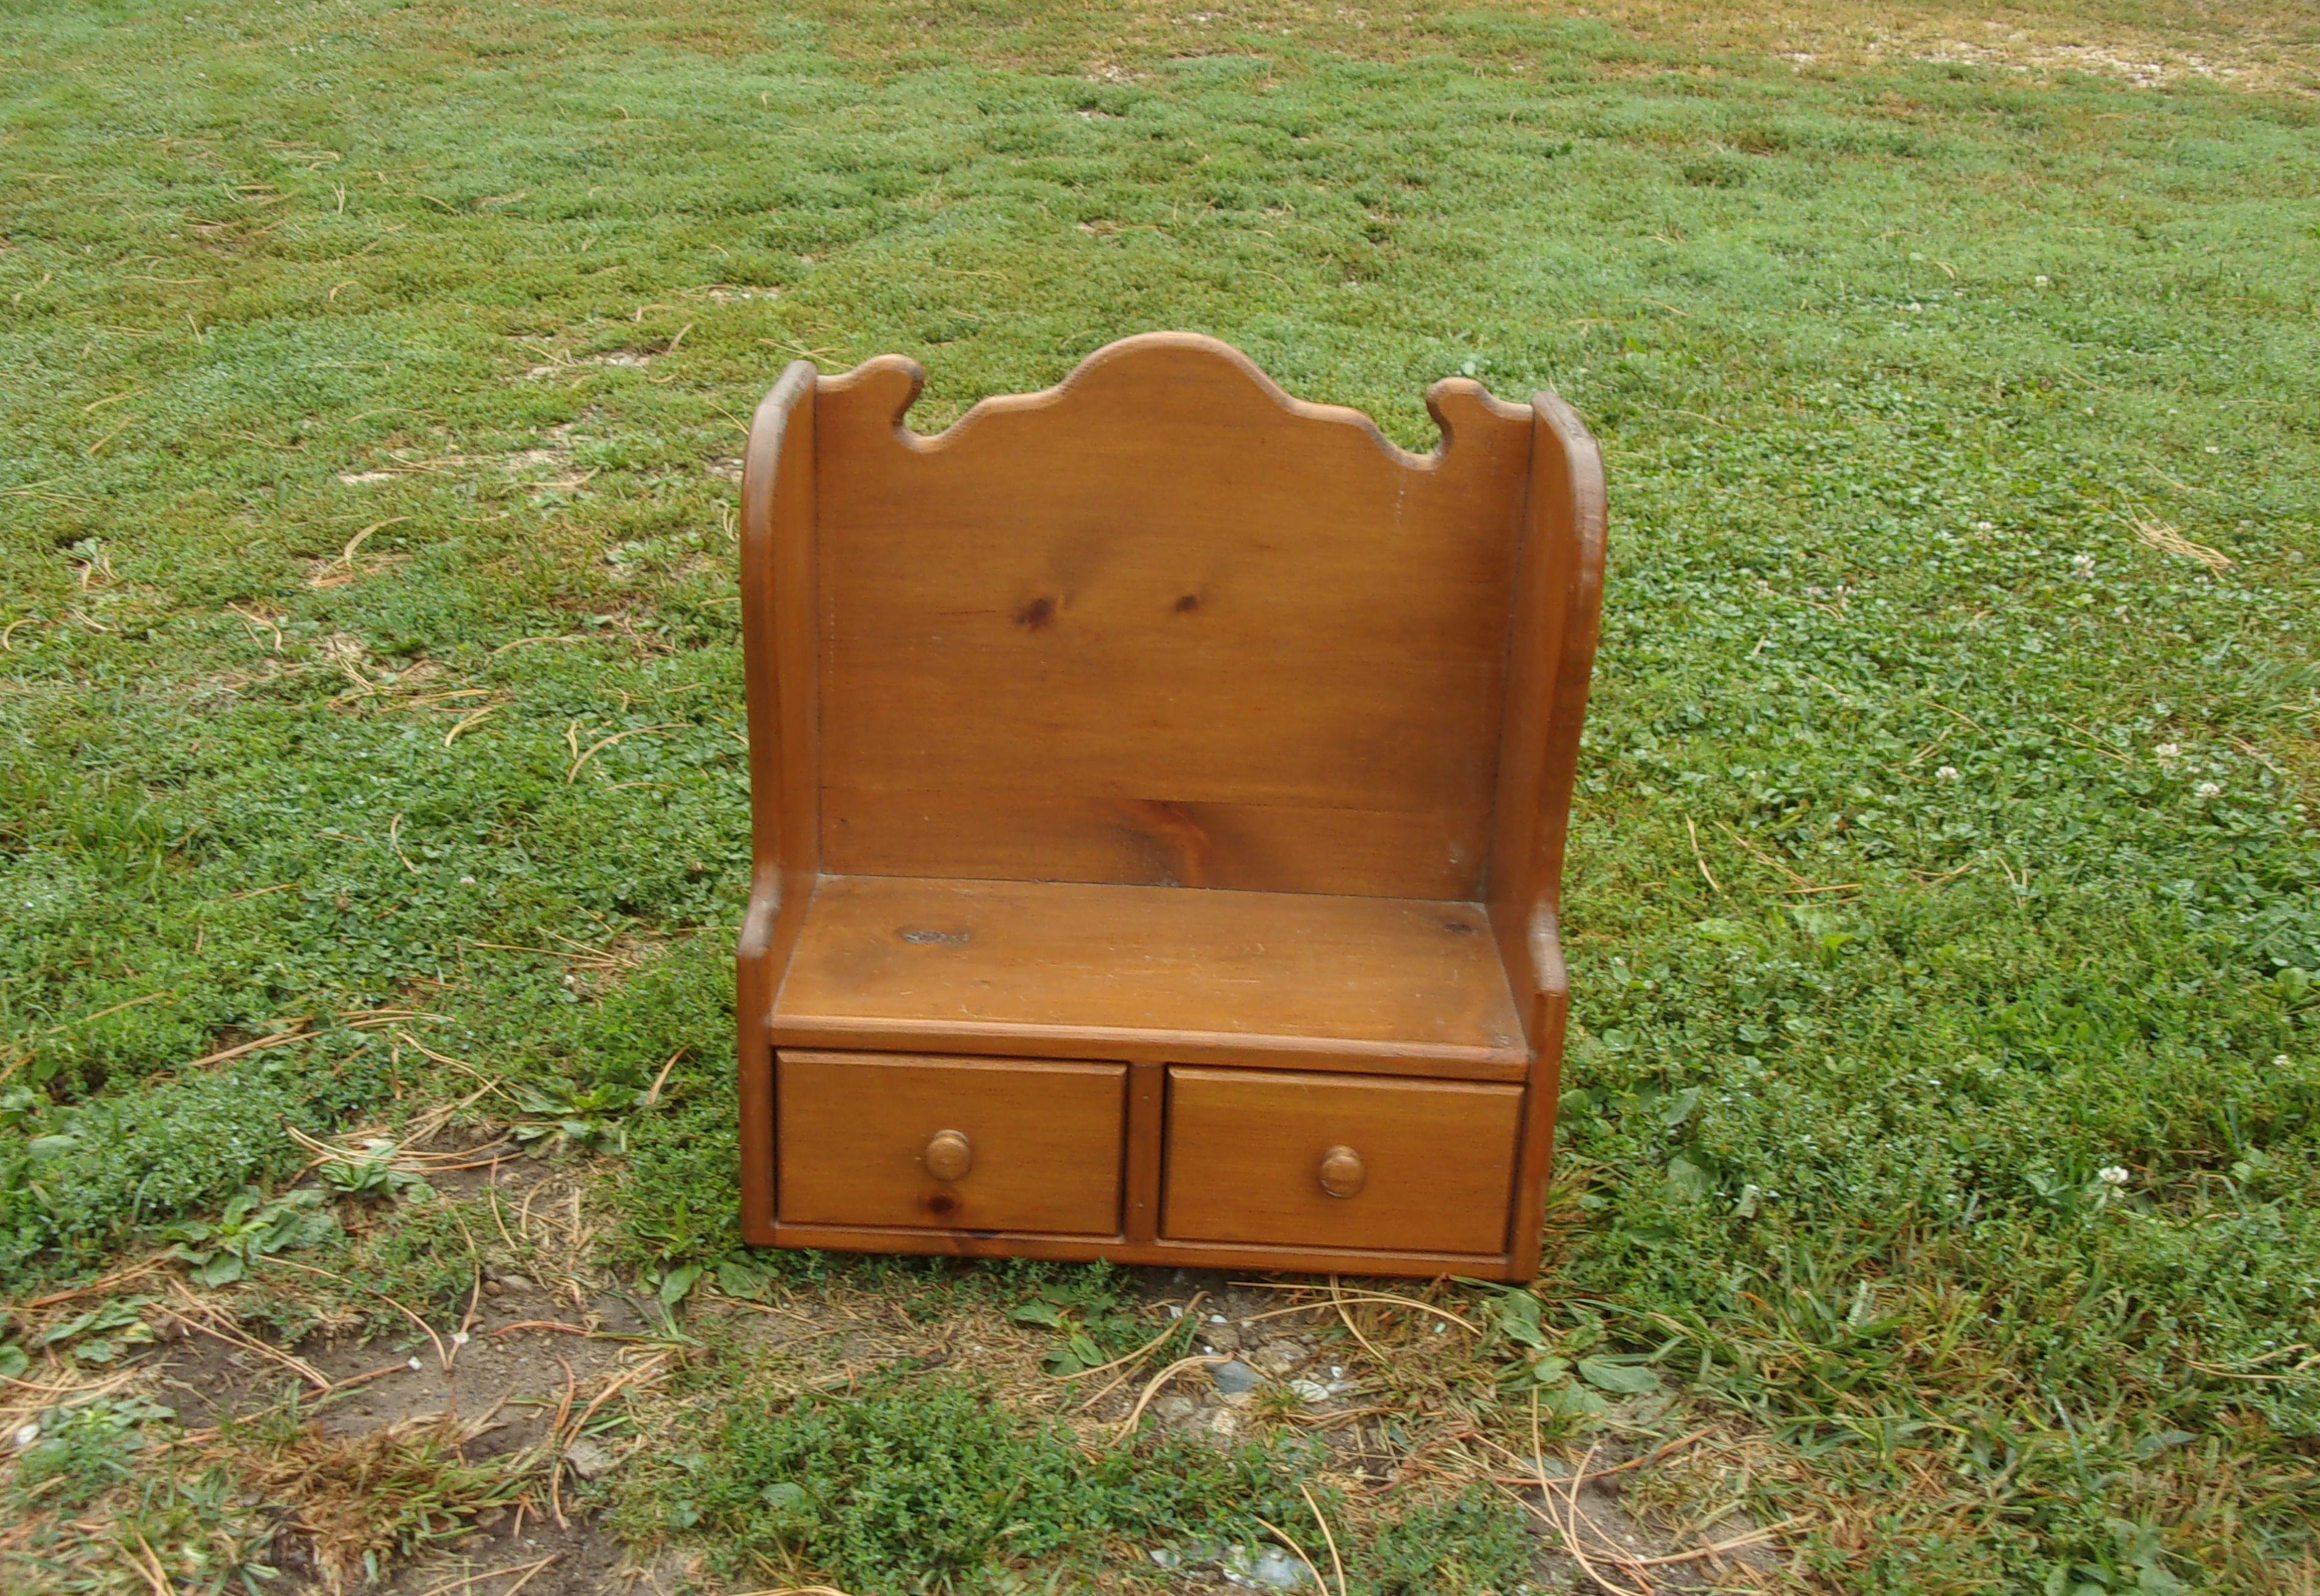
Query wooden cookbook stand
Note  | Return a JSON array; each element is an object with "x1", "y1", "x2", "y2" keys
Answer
[{"x1": 737, "y1": 333, "x2": 1604, "y2": 1280}]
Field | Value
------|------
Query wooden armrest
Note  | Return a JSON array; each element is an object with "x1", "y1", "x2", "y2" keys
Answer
[
  {"x1": 736, "y1": 359, "x2": 818, "y2": 1244},
  {"x1": 1488, "y1": 390, "x2": 1606, "y2": 1050}
]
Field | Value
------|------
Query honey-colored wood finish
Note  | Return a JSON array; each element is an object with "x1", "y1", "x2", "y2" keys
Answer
[
  {"x1": 1161, "y1": 1067, "x2": 1522, "y2": 1255},
  {"x1": 1486, "y1": 391, "x2": 1607, "y2": 1277},
  {"x1": 735, "y1": 360, "x2": 818, "y2": 1248},
  {"x1": 812, "y1": 339, "x2": 1533, "y2": 900},
  {"x1": 762, "y1": 1220, "x2": 1528, "y2": 1277},
  {"x1": 737, "y1": 333, "x2": 1606, "y2": 1280},
  {"x1": 777, "y1": 1052, "x2": 1126, "y2": 1235},
  {"x1": 771, "y1": 875, "x2": 1527, "y2": 1074}
]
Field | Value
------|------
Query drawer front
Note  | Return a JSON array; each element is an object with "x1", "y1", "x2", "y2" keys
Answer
[
  {"x1": 778, "y1": 1051, "x2": 1125, "y2": 1235},
  {"x1": 1162, "y1": 1066, "x2": 1520, "y2": 1254}
]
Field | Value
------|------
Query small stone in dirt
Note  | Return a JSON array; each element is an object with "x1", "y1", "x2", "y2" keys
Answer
[
  {"x1": 1151, "y1": 1539, "x2": 1224, "y2": 1571},
  {"x1": 1222, "y1": 1543, "x2": 1310, "y2": 1589},
  {"x1": 1210, "y1": 1359, "x2": 1259, "y2": 1395},
  {"x1": 499, "y1": 1273, "x2": 535, "y2": 1291},
  {"x1": 1155, "y1": 1395, "x2": 1197, "y2": 1421},
  {"x1": 563, "y1": 1436, "x2": 618, "y2": 1479},
  {"x1": 1248, "y1": 1338, "x2": 1305, "y2": 1375},
  {"x1": 1287, "y1": 1378, "x2": 1332, "y2": 1404},
  {"x1": 1610, "y1": 1392, "x2": 1675, "y2": 1426},
  {"x1": 483, "y1": 1280, "x2": 504, "y2": 1297}
]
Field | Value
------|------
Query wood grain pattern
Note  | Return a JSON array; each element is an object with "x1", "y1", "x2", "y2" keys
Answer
[
  {"x1": 770, "y1": 874, "x2": 1528, "y2": 1072},
  {"x1": 813, "y1": 333, "x2": 1533, "y2": 899},
  {"x1": 735, "y1": 360, "x2": 817, "y2": 1247},
  {"x1": 764, "y1": 1221, "x2": 1520, "y2": 1279},
  {"x1": 734, "y1": 336, "x2": 1608, "y2": 1277},
  {"x1": 1486, "y1": 392, "x2": 1606, "y2": 1053},
  {"x1": 1161, "y1": 1067, "x2": 1522, "y2": 1255},
  {"x1": 776, "y1": 1051, "x2": 1125, "y2": 1234},
  {"x1": 1505, "y1": 991, "x2": 1568, "y2": 1281},
  {"x1": 1124, "y1": 1059, "x2": 1164, "y2": 1244}
]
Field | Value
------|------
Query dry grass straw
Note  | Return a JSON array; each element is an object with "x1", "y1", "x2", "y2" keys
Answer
[
  {"x1": 0, "y1": 1362, "x2": 148, "y2": 1450},
  {"x1": 393, "y1": 1030, "x2": 517, "y2": 1099},
  {"x1": 160, "y1": 1279, "x2": 333, "y2": 1390},
  {"x1": 285, "y1": 1121, "x2": 518, "y2": 1179},
  {"x1": 262, "y1": 1255, "x2": 452, "y2": 1370},
  {"x1": 1052, "y1": 1290, "x2": 1209, "y2": 1412},
  {"x1": 0, "y1": 1251, "x2": 172, "y2": 1317},
  {"x1": 1248, "y1": 1509, "x2": 1334, "y2": 1596},
  {"x1": 1205, "y1": 1277, "x2": 1807, "y2": 1580},
  {"x1": 1113, "y1": 1353, "x2": 1232, "y2": 1438},
  {"x1": 1298, "y1": 1478, "x2": 1350, "y2": 1596},
  {"x1": 171, "y1": 1022, "x2": 318, "y2": 1074},
  {"x1": 82, "y1": 1334, "x2": 684, "y2": 1595},
  {"x1": 200, "y1": 1410, "x2": 534, "y2": 1595},
  {"x1": 411, "y1": 1554, "x2": 561, "y2": 1596},
  {"x1": 2132, "y1": 511, "x2": 2234, "y2": 571},
  {"x1": 121, "y1": 1532, "x2": 174, "y2": 1596},
  {"x1": 564, "y1": 721, "x2": 679, "y2": 782}
]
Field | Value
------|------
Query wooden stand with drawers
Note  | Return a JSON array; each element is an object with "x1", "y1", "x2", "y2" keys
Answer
[{"x1": 736, "y1": 333, "x2": 1605, "y2": 1282}]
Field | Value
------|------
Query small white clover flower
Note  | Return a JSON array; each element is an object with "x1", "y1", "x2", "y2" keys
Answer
[
  {"x1": 2275, "y1": 1055, "x2": 2292, "y2": 1069},
  {"x1": 12, "y1": 1422, "x2": 38, "y2": 1450},
  {"x1": 2196, "y1": 781, "x2": 2223, "y2": 799},
  {"x1": 1935, "y1": 765, "x2": 1962, "y2": 781},
  {"x1": 1973, "y1": 520, "x2": 1996, "y2": 532},
  {"x1": 2098, "y1": 1166, "x2": 2130, "y2": 1187},
  {"x1": 2155, "y1": 743, "x2": 2180, "y2": 760},
  {"x1": 2071, "y1": 554, "x2": 2095, "y2": 577},
  {"x1": 2034, "y1": 274, "x2": 2050, "y2": 287}
]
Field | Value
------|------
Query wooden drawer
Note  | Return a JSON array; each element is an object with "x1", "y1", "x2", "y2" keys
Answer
[
  {"x1": 777, "y1": 1051, "x2": 1126, "y2": 1235},
  {"x1": 1162, "y1": 1066, "x2": 1521, "y2": 1254}
]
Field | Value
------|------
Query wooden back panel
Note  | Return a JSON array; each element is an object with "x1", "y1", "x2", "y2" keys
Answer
[{"x1": 810, "y1": 333, "x2": 1536, "y2": 900}]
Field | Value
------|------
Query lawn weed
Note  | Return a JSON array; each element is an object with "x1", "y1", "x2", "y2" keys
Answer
[{"x1": 613, "y1": 1363, "x2": 1317, "y2": 1594}]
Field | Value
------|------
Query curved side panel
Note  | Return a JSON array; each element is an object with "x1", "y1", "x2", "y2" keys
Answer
[
  {"x1": 1523, "y1": 391, "x2": 1609, "y2": 935},
  {"x1": 812, "y1": 334, "x2": 1538, "y2": 898},
  {"x1": 1488, "y1": 388, "x2": 1606, "y2": 1279},
  {"x1": 737, "y1": 360, "x2": 817, "y2": 1247}
]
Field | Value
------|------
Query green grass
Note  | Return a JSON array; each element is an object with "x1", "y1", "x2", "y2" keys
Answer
[
  {"x1": 614, "y1": 1365, "x2": 1324, "y2": 1592},
  {"x1": 616, "y1": 1358, "x2": 1535, "y2": 1595},
  {"x1": 2, "y1": 1, "x2": 2317, "y2": 1591}
]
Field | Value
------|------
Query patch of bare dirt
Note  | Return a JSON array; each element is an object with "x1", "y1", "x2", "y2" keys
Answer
[
  {"x1": 623, "y1": 1269, "x2": 1796, "y2": 1594},
  {"x1": 9, "y1": 1163, "x2": 1793, "y2": 1594}
]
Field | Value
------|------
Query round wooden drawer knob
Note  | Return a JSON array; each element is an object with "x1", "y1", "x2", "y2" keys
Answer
[
  {"x1": 1318, "y1": 1144, "x2": 1365, "y2": 1199},
  {"x1": 923, "y1": 1128, "x2": 973, "y2": 1183}
]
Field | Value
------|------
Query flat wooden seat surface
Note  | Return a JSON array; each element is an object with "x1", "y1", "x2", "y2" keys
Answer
[{"x1": 770, "y1": 875, "x2": 1528, "y2": 1074}]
